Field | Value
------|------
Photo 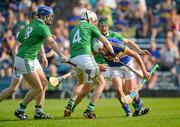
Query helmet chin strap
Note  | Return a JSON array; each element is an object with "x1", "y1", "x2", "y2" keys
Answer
[{"x1": 85, "y1": 12, "x2": 89, "y2": 23}]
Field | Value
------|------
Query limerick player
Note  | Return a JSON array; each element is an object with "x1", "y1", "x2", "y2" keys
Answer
[
  {"x1": 13, "y1": 6, "x2": 67, "y2": 120},
  {"x1": 93, "y1": 38, "x2": 151, "y2": 117},
  {"x1": 64, "y1": 10, "x2": 114, "y2": 119},
  {"x1": 0, "y1": 11, "x2": 53, "y2": 119}
]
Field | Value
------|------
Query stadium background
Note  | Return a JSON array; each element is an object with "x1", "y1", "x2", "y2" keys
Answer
[{"x1": 0, "y1": 0, "x2": 179, "y2": 99}]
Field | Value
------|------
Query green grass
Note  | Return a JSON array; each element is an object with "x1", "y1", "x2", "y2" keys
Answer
[{"x1": 0, "y1": 98, "x2": 180, "y2": 127}]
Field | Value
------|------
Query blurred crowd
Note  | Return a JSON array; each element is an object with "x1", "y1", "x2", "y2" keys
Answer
[{"x1": 0, "y1": 0, "x2": 179, "y2": 92}]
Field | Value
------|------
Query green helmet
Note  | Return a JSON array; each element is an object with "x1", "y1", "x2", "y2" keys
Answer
[{"x1": 99, "y1": 16, "x2": 109, "y2": 25}]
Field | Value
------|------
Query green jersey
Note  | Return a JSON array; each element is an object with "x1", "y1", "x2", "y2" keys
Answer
[
  {"x1": 95, "y1": 31, "x2": 125, "y2": 64},
  {"x1": 16, "y1": 27, "x2": 26, "y2": 44},
  {"x1": 70, "y1": 21, "x2": 101, "y2": 58},
  {"x1": 106, "y1": 31, "x2": 125, "y2": 41},
  {"x1": 16, "y1": 19, "x2": 51, "y2": 60}
]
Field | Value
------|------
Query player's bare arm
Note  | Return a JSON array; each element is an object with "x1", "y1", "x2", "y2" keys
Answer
[
  {"x1": 39, "y1": 45, "x2": 48, "y2": 68},
  {"x1": 98, "y1": 35, "x2": 114, "y2": 54},
  {"x1": 45, "y1": 36, "x2": 68, "y2": 63},
  {"x1": 125, "y1": 47, "x2": 151, "y2": 80},
  {"x1": 123, "y1": 39, "x2": 151, "y2": 56}
]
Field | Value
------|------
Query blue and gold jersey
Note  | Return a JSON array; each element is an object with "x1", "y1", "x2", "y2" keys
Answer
[{"x1": 105, "y1": 38, "x2": 132, "y2": 67}]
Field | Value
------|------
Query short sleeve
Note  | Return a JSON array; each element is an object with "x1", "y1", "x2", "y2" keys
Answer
[
  {"x1": 16, "y1": 30, "x2": 24, "y2": 44},
  {"x1": 114, "y1": 32, "x2": 125, "y2": 41},
  {"x1": 90, "y1": 25, "x2": 101, "y2": 39},
  {"x1": 41, "y1": 25, "x2": 52, "y2": 39}
]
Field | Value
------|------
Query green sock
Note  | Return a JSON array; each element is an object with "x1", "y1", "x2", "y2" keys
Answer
[
  {"x1": 67, "y1": 99, "x2": 75, "y2": 110},
  {"x1": 17, "y1": 103, "x2": 26, "y2": 112},
  {"x1": 87, "y1": 103, "x2": 95, "y2": 112},
  {"x1": 35, "y1": 105, "x2": 44, "y2": 113},
  {"x1": 72, "y1": 105, "x2": 76, "y2": 112}
]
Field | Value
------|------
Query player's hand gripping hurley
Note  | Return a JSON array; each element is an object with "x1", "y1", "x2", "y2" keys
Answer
[{"x1": 121, "y1": 64, "x2": 159, "y2": 104}]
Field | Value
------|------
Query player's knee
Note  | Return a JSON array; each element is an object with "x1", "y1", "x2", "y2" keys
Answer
[
  {"x1": 9, "y1": 87, "x2": 17, "y2": 93},
  {"x1": 35, "y1": 85, "x2": 43, "y2": 93},
  {"x1": 80, "y1": 88, "x2": 89, "y2": 97},
  {"x1": 116, "y1": 88, "x2": 122, "y2": 97},
  {"x1": 41, "y1": 79, "x2": 48, "y2": 89}
]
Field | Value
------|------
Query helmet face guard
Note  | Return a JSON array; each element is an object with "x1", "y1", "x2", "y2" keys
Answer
[
  {"x1": 92, "y1": 39, "x2": 104, "y2": 52},
  {"x1": 37, "y1": 5, "x2": 54, "y2": 25}
]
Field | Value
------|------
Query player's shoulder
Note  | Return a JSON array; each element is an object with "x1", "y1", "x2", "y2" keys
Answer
[
  {"x1": 109, "y1": 31, "x2": 120, "y2": 36},
  {"x1": 80, "y1": 21, "x2": 95, "y2": 29},
  {"x1": 31, "y1": 19, "x2": 46, "y2": 27},
  {"x1": 108, "y1": 38, "x2": 124, "y2": 46}
]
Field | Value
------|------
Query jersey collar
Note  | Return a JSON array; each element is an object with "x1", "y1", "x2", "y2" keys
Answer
[
  {"x1": 37, "y1": 18, "x2": 46, "y2": 25},
  {"x1": 105, "y1": 31, "x2": 110, "y2": 36}
]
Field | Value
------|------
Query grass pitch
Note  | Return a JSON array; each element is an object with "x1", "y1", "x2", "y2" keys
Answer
[{"x1": 0, "y1": 98, "x2": 180, "y2": 127}]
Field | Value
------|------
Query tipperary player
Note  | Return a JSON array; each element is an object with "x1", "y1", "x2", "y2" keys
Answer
[{"x1": 93, "y1": 37, "x2": 151, "y2": 117}]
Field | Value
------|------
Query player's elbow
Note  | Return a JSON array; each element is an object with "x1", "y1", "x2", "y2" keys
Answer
[{"x1": 46, "y1": 36, "x2": 55, "y2": 47}]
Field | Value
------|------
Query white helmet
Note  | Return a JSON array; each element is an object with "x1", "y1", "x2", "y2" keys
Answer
[
  {"x1": 81, "y1": 10, "x2": 97, "y2": 22},
  {"x1": 92, "y1": 39, "x2": 104, "y2": 52}
]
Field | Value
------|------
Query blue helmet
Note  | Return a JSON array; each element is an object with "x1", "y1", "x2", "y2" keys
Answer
[{"x1": 37, "y1": 5, "x2": 53, "y2": 16}]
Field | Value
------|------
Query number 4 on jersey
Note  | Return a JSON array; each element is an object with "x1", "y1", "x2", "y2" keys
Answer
[{"x1": 73, "y1": 29, "x2": 81, "y2": 43}]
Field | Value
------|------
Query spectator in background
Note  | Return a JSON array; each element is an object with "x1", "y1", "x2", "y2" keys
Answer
[
  {"x1": 149, "y1": 41, "x2": 161, "y2": 63},
  {"x1": 151, "y1": 13, "x2": 165, "y2": 39},
  {"x1": 171, "y1": 41, "x2": 180, "y2": 88},
  {"x1": 128, "y1": 8, "x2": 145, "y2": 38},
  {"x1": 18, "y1": 0, "x2": 32, "y2": 13},
  {"x1": 13, "y1": 11, "x2": 26, "y2": 35},
  {"x1": 6, "y1": 8, "x2": 16, "y2": 29},
  {"x1": 160, "y1": 39, "x2": 179, "y2": 71},
  {"x1": 79, "y1": 0, "x2": 92, "y2": 13},
  {"x1": 67, "y1": 7, "x2": 81, "y2": 31},
  {"x1": 0, "y1": 12, "x2": 5, "y2": 38},
  {"x1": 168, "y1": 8, "x2": 180, "y2": 31},
  {"x1": 3, "y1": 28, "x2": 16, "y2": 56}
]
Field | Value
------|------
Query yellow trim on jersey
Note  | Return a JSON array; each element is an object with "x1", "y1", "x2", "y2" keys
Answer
[
  {"x1": 115, "y1": 46, "x2": 128, "y2": 58},
  {"x1": 124, "y1": 47, "x2": 129, "y2": 54}
]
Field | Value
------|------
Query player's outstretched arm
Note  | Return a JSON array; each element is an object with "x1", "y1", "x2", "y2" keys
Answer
[
  {"x1": 45, "y1": 36, "x2": 68, "y2": 63},
  {"x1": 12, "y1": 43, "x2": 20, "y2": 57},
  {"x1": 124, "y1": 39, "x2": 151, "y2": 56},
  {"x1": 98, "y1": 35, "x2": 114, "y2": 54},
  {"x1": 39, "y1": 45, "x2": 48, "y2": 68},
  {"x1": 125, "y1": 47, "x2": 151, "y2": 80}
]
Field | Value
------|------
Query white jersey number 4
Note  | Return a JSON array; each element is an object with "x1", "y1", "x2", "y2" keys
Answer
[{"x1": 73, "y1": 29, "x2": 81, "y2": 44}]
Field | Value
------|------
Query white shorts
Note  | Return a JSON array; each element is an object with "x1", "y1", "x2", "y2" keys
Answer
[
  {"x1": 12, "y1": 56, "x2": 42, "y2": 79},
  {"x1": 102, "y1": 69, "x2": 111, "y2": 79},
  {"x1": 109, "y1": 60, "x2": 135, "y2": 80},
  {"x1": 70, "y1": 54, "x2": 99, "y2": 84}
]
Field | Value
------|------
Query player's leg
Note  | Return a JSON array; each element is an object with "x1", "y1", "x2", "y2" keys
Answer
[
  {"x1": 0, "y1": 65, "x2": 23, "y2": 102},
  {"x1": 64, "y1": 68, "x2": 84, "y2": 117},
  {"x1": 66, "y1": 54, "x2": 100, "y2": 119},
  {"x1": 111, "y1": 67, "x2": 132, "y2": 117},
  {"x1": 0, "y1": 78, "x2": 22, "y2": 102},
  {"x1": 85, "y1": 72, "x2": 105, "y2": 113},
  {"x1": 14, "y1": 57, "x2": 43, "y2": 120},
  {"x1": 124, "y1": 66, "x2": 151, "y2": 116},
  {"x1": 111, "y1": 68, "x2": 132, "y2": 117},
  {"x1": 34, "y1": 66, "x2": 52, "y2": 119}
]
